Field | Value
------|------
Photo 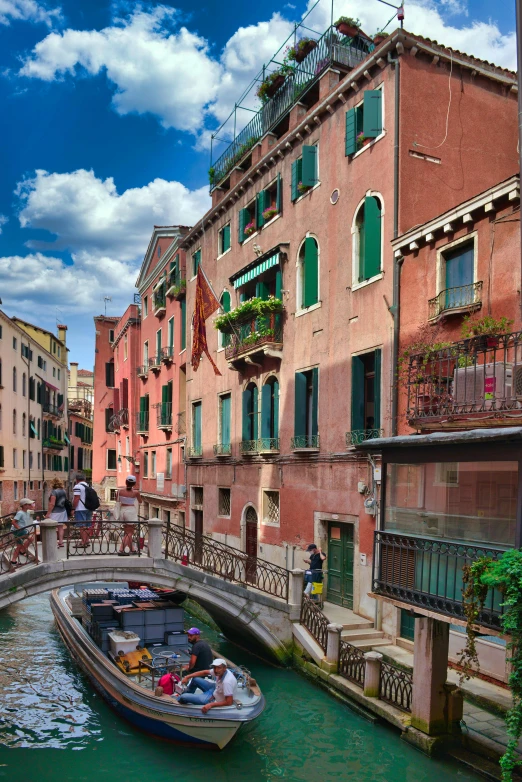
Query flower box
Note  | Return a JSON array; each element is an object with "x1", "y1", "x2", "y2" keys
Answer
[
  {"x1": 262, "y1": 206, "x2": 278, "y2": 221},
  {"x1": 214, "y1": 297, "x2": 284, "y2": 333},
  {"x1": 289, "y1": 39, "x2": 317, "y2": 63},
  {"x1": 244, "y1": 221, "x2": 256, "y2": 237}
]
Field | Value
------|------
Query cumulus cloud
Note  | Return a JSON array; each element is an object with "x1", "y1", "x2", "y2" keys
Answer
[
  {"x1": 0, "y1": 0, "x2": 61, "y2": 27},
  {"x1": 0, "y1": 215, "x2": 7, "y2": 233}
]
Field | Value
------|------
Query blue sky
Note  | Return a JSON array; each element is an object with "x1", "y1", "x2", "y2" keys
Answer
[{"x1": 0, "y1": 0, "x2": 516, "y2": 369}]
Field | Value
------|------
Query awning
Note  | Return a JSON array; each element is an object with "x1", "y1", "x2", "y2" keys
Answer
[
  {"x1": 231, "y1": 252, "x2": 280, "y2": 289},
  {"x1": 355, "y1": 427, "x2": 522, "y2": 451},
  {"x1": 64, "y1": 433, "x2": 70, "y2": 445},
  {"x1": 30, "y1": 422, "x2": 37, "y2": 436},
  {"x1": 45, "y1": 382, "x2": 59, "y2": 391}
]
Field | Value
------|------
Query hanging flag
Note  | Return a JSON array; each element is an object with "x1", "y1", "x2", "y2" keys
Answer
[{"x1": 191, "y1": 265, "x2": 222, "y2": 376}]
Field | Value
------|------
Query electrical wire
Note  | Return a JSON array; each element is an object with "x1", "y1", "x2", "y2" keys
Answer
[{"x1": 414, "y1": 48, "x2": 453, "y2": 150}]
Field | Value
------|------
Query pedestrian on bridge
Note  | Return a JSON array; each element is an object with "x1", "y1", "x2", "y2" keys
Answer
[
  {"x1": 46, "y1": 478, "x2": 68, "y2": 548},
  {"x1": 116, "y1": 475, "x2": 141, "y2": 556},
  {"x1": 10, "y1": 498, "x2": 36, "y2": 568},
  {"x1": 73, "y1": 474, "x2": 92, "y2": 549}
]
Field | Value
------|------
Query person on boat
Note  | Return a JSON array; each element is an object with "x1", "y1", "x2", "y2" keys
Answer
[
  {"x1": 10, "y1": 498, "x2": 36, "y2": 568},
  {"x1": 116, "y1": 475, "x2": 141, "y2": 556},
  {"x1": 303, "y1": 543, "x2": 326, "y2": 599},
  {"x1": 73, "y1": 474, "x2": 92, "y2": 549},
  {"x1": 46, "y1": 478, "x2": 68, "y2": 548},
  {"x1": 178, "y1": 659, "x2": 237, "y2": 712},
  {"x1": 186, "y1": 628, "x2": 213, "y2": 675}
]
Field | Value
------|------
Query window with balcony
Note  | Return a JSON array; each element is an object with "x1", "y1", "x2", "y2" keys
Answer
[
  {"x1": 216, "y1": 393, "x2": 231, "y2": 455},
  {"x1": 297, "y1": 237, "x2": 319, "y2": 310},
  {"x1": 192, "y1": 248, "x2": 201, "y2": 277},
  {"x1": 138, "y1": 395, "x2": 149, "y2": 432},
  {"x1": 345, "y1": 88, "x2": 383, "y2": 156},
  {"x1": 260, "y1": 376, "x2": 279, "y2": 451},
  {"x1": 153, "y1": 279, "x2": 167, "y2": 314},
  {"x1": 156, "y1": 329, "x2": 162, "y2": 363},
  {"x1": 348, "y1": 350, "x2": 381, "y2": 445},
  {"x1": 238, "y1": 199, "x2": 257, "y2": 243},
  {"x1": 167, "y1": 317, "x2": 174, "y2": 360},
  {"x1": 353, "y1": 195, "x2": 382, "y2": 284},
  {"x1": 218, "y1": 223, "x2": 231, "y2": 256},
  {"x1": 293, "y1": 368, "x2": 319, "y2": 449},
  {"x1": 241, "y1": 383, "x2": 258, "y2": 452},
  {"x1": 159, "y1": 382, "x2": 173, "y2": 428},
  {"x1": 291, "y1": 145, "x2": 318, "y2": 202},
  {"x1": 430, "y1": 239, "x2": 479, "y2": 319}
]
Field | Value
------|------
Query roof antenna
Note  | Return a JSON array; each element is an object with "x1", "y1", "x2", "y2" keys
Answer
[{"x1": 103, "y1": 296, "x2": 112, "y2": 316}]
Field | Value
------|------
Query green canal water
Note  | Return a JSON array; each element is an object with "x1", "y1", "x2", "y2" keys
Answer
[{"x1": 0, "y1": 594, "x2": 480, "y2": 782}]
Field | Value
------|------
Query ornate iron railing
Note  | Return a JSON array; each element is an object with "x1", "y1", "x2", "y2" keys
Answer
[
  {"x1": 211, "y1": 27, "x2": 372, "y2": 187},
  {"x1": 43, "y1": 437, "x2": 66, "y2": 450},
  {"x1": 157, "y1": 403, "x2": 172, "y2": 428},
  {"x1": 65, "y1": 518, "x2": 145, "y2": 558},
  {"x1": 379, "y1": 660, "x2": 413, "y2": 713},
  {"x1": 300, "y1": 594, "x2": 329, "y2": 652},
  {"x1": 153, "y1": 288, "x2": 166, "y2": 313},
  {"x1": 240, "y1": 440, "x2": 258, "y2": 455},
  {"x1": 373, "y1": 530, "x2": 506, "y2": 630},
  {"x1": 161, "y1": 346, "x2": 175, "y2": 363},
  {"x1": 224, "y1": 311, "x2": 283, "y2": 361},
  {"x1": 291, "y1": 435, "x2": 320, "y2": 450},
  {"x1": 43, "y1": 402, "x2": 62, "y2": 417},
  {"x1": 135, "y1": 411, "x2": 149, "y2": 433},
  {"x1": 214, "y1": 443, "x2": 232, "y2": 456},
  {"x1": 0, "y1": 521, "x2": 40, "y2": 573},
  {"x1": 338, "y1": 639, "x2": 366, "y2": 687},
  {"x1": 428, "y1": 280, "x2": 483, "y2": 320},
  {"x1": 148, "y1": 355, "x2": 162, "y2": 370},
  {"x1": 257, "y1": 437, "x2": 280, "y2": 452},
  {"x1": 163, "y1": 521, "x2": 289, "y2": 600},
  {"x1": 406, "y1": 328, "x2": 522, "y2": 428},
  {"x1": 137, "y1": 365, "x2": 149, "y2": 377},
  {"x1": 176, "y1": 411, "x2": 186, "y2": 435},
  {"x1": 346, "y1": 429, "x2": 383, "y2": 446},
  {"x1": 186, "y1": 445, "x2": 202, "y2": 458}
]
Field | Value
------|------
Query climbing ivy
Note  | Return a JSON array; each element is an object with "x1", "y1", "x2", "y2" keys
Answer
[{"x1": 461, "y1": 550, "x2": 522, "y2": 781}]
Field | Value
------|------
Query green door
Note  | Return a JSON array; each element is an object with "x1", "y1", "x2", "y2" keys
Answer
[{"x1": 327, "y1": 523, "x2": 354, "y2": 608}]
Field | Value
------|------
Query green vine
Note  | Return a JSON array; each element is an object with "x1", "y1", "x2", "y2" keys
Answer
[
  {"x1": 214, "y1": 296, "x2": 283, "y2": 332},
  {"x1": 461, "y1": 550, "x2": 522, "y2": 781}
]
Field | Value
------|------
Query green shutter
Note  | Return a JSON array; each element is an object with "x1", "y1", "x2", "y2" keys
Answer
[
  {"x1": 252, "y1": 385, "x2": 259, "y2": 440},
  {"x1": 64, "y1": 456, "x2": 69, "y2": 472},
  {"x1": 256, "y1": 191, "x2": 266, "y2": 229},
  {"x1": 221, "y1": 395, "x2": 231, "y2": 447},
  {"x1": 311, "y1": 367, "x2": 319, "y2": 437},
  {"x1": 256, "y1": 280, "x2": 269, "y2": 300},
  {"x1": 276, "y1": 173, "x2": 282, "y2": 212},
  {"x1": 221, "y1": 291, "x2": 231, "y2": 312},
  {"x1": 242, "y1": 389, "x2": 251, "y2": 441},
  {"x1": 345, "y1": 107, "x2": 357, "y2": 156},
  {"x1": 193, "y1": 249, "x2": 201, "y2": 276},
  {"x1": 275, "y1": 270, "x2": 282, "y2": 300},
  {"x1": 374, "y1": 348, "x2": 381, "y2": 429},
  {"x1": 303, "y1": 237, "x2": 319, "y2": 308},
  {"x1": 363, "y1": 90, "x2": 382, "y2": 138},
  {"x1": 193, "y1": 403, "x2": 201, "y2": 449},
  {"x1": 261, "y1": 383, "x2": 272, "y2": 439},
  {"x1": 168, "y1": 317, "x2": 174, "y2": 349},
  {"x1": 291, "y1": 159, "x2": 299, "y2": 202},
  {"x1": 294, "y1": 372, "x2": 307, "y2": 437},
  {"x1": 351, "y1": 356, "x2": 365, "y2": 431},
  {"x1": 363, "y1": 196, "x2": 382, "y2": 280},
  {"x1": 273, "y1": 379, "x2": 279, "y2": 438},
  {"x1": 223, "y1": 223, "x2": 231, "y2": 253},
  {"x1": 180, "y1": 298, "x2": 186, "y2": 350},
  {"x1": 161, "y1": 384, "x2": 168, "y2": 424},
  {"x1": 301, "y1": 146, "x2": 318, "y2": 187},
  {"x1": 238, "y1": 208, "x2": 249, "y2": 243}
]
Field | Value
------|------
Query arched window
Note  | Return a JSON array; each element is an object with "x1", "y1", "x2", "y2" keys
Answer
[
  {"x1": 22, "y1": 372, "x2": 26, "y2": 397},
  {"x1": 13, "y1": 367, "x2": 16, "y2": 392},
  {"x1": 13, "y1": 409, "x2": 16, "y2": 435},
  {"x1": 22, "y1": 412, "x2": 26, "y2": 437},
  {"x1": 241, "y1": 383, "x2": 258, "y2": 447},
  {"x1": 353, "y1": 195, "x2": 383, "y2": 284},
  {"x1": 260, "y1": 376, "x2": 279, "y2": 451},
  {"x1": 297, "y1": 237, "x2": 319, "y2": 310},
  {"x1": 220, "y1": 291, "x2": 231, "y2": 348}
]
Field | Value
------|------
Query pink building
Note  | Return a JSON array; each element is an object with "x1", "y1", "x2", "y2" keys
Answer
[
  {"x1": 67, "y1": 363, "x2": 94, "y2": 495},
  {"x1": 92, "y1": 315, "x2": 120, "y2": 507}
]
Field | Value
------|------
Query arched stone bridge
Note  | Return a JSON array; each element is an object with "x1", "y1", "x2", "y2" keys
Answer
[{"x1": 0, "y1": 519, "x2": 303, "y2": 664}]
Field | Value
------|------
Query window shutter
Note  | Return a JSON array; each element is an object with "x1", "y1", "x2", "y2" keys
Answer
[
  {"x1": 221, "y1": 291, "x2": 231, "y2": 313},
  {"x1": 238, "y1": 208, "x2": 249, "y2": 243},
  {"x1": 276, "y1": 173, "x2": 282, "y2": 212},
  {"x1": 261, "y1": 383, "x2": 272, "y2": 439},
  {"x1": 363, "y1": 90, "x2": 382, "y2": 138},
  {"x1": 223, "y1": 224, "x2": 231, "y2": 252},
  {"x1": 291, "y1": 160, "x2": 299, "y2": 202},
  {"x1": 242, "y1": 389, "x2": 251, "y2": 441},
  {"x1": 345, "y1": 107, "x2": 357, "y2": 155},
  {"x1": 275, "y1": 270, "x2": 282, "y2": 300},
  {"x1": 113, "y1": 388, "x2": 120, "y2": 413},
  {"x1": 256, "y1": 192, "x2": 266, "y2": 229},
  {"x1": 105, "y1": 362, "x2": 114, "y2": 388},
  {"x1": 301, "y1": 146, "x2": 318, "y2": 187},
  {"x1": 303, "y1": 238, "x2": 319, "y2": 308},
  {"x1": 180, "y1": 298, "x2": 186, "y2": 350},
  {"x1": 253, "y1": 385, "x2": 259, "y2": 440},
  {"x1": 374, "y1": 348, "x2": 381, "y2": 430},
  {"x1": 0, "y1": 446, "x2": 3, "y2": 468},
  {"x1": 294, "y1": 372, "x2": 307, "y2": 437},
  {"x1": 221, "y1": 395, "x2": 231, "y2": 447},
  {"x1": 193, "y1": 403, "x2": 202, "y2": 449},
  {"x1": 273, "y1": 379, "x2": 279, "y2": 439},
  {"x1": 256, "y1": 280, "x2": 270, "y2": 300},
  {"x1": 351, "y1": 356, "x2": 365, "y2": 431},
  {"x1": 167, "y1": 380, "x2": 173, "y2": 404},
  {"x1": 311, "y1": 367, "x2": 319, "y2": 436},
  {"x1": 161, "y1": 384, "x2": 168, "y2": 424},
  {"x1": 122, "y1": 378, "x2": 128, "y2": 408},
  {"x1": 362, "y1": 196, "x2": 381, "y2": 280}
]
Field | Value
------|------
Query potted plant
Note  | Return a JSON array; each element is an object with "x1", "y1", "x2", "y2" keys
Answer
[
  {"x1": 244, "y1": 221, "x2": 256, "y2": 237},
  {"x1": 208, "y1": 166, "x2": 215, "y2": 186},
  {"x1": 373, "y1": 31, "x2": 388, "y2": 45},
  {"x1": 262, "y1": 205, "x2": 278, "y2": 221},
  {"x1": 334, "y1": 16, "x2": 361, "y2": 37},
  {"x1": 461, "y1": 314, "x2": 514, "y2": 350},
  {"x1": 257, "y1": 65, "x2": 293, "y2": 103},
  {"x1": 214, "y1": 296, "x2": 284, "y2": 332},
  {"x1": 356, "y1": 132, "x2": 369, "y2": 150},
  {"x1": 297, "y1": 181, "x2": 311, "y2": 195},
  {"x1": 287, "y1": 37, "x2": 317, "y2": 63}
]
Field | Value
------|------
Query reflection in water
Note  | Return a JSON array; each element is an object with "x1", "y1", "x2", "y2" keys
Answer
[{"x1": 0, "y1": 593, "x2": 479, "y2": 782}]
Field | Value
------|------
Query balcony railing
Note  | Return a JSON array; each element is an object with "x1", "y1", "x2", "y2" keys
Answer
[
  {"x1": 224, "y1": 312, "x2": 283, "y2": 362},
  {"x1": 157, "y1": 403, "x2": 172, "y2": 429},
  {"x1": 346, "y1": 429, "x2": 384, "y2": 446},
  {"x1": 428, "y1": 281, "x2": 483, "y2": 320},
  {"x1": 137, "y1": 365, "x2": 148, "y2": 378},
  {"x1": 43, "y1": 402, "x2": 62, "y2": 417},
  {"x1": 240, "y1": 440, "x2": 258, "y2": 455},
  {"x1": 373, "y1": 530, "x2": 507, "y2": 631},
  {"x1": 239, "y1": 438, "x2": 280, "y2": 455},
  {"x1": 166, "y1": 270, "x2": 186, "y2": 299},
  {"x1": 214, "y1": 443, "x2": 232, "y2": 456},
  {"x1": 153, "y1": 288, "x2": 166, "y2": 314},
  {"x1": 43, "y1": 437, "x2": 65, "y2": 450},
  {"x1": 186, "y1": 445, "x2": 202, "y2": 459},
  {"x1": 135, "y1": 412, "x2": 149, "y2": 433},
  {"x1": 148, "y1": 355, "x2": 161, "y2": 371},
  {"x1": 176, "y1": 411, "x2": 186, "y2": 435},
  {"x1": 406, "y1": 329, "x2": 522, "y2": 429},
  {"x1": 161, "y1": 346, "x2": 174, "y2": 364},
  {"x1": 291, "y1": 435, "x2": 320, "y2": 450},
  {"x1": 211, "y1": 26, "x2": 372, "y2": 188}
]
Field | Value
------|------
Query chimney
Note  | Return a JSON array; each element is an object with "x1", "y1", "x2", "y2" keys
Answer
[
  {"x1": 70, "y1": 362, "x2": 78, "y2": 388},
  {"x1": 57, "y1": 324, "x2": 67, "y2": 347}
]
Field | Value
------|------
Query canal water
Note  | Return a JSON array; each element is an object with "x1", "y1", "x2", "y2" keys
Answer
[{"x1": 0, "y1": 594, "x2": 480, "y2": 782}]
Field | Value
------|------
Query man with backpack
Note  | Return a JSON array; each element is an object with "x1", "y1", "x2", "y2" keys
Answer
[{"x1": 73, "y1": 474, "x2": 100, "y2": 549}]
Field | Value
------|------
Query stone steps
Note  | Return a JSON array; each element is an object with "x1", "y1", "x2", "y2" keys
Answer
[
  {"x1": 347, "y1": 638, "x2": 392, "y2": 652},
  {"x1": 341, "y1": 628, "x2": 385, "y2": 641}
]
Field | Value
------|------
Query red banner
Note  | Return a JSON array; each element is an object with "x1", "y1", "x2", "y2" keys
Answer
[{"x1": 191, "y1": 266, "x2": 221, "y2": 376}]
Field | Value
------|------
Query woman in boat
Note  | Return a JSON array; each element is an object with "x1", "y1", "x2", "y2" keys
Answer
[
  {"x1": 116, "y1": 475, "x2": 141, "y2": 556},
  {"x1": 46, "y1": 478, "x2": 69, "y2": 548}
]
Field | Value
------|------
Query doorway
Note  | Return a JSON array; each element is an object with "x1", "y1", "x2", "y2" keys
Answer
[
  {"x1": 327, "y1": 522, "x2": 354, "y2": 608},
  {"x1": 245, "y1": 506, "x2": 258, "y2": 585}
]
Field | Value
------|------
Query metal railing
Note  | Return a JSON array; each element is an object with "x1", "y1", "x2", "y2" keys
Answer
[
  {"x1": 176, "y1": 411, "x2": 186, "y2": 435},
  {"x1": 224, "y1": 311, "x2": 283, "y2": 361},
  {"x1": 373, "y1": 530, "x2": 506, "y2": 630},
  {"x1": 338, "y1": 639, "x2": 366, "y2": 687},
  {"x1": 346, "y1": 429, "x2": 384, "y2": 446},
  {"x1": 161, "y1": 346, "x2": 175, "y2": 363},
  {"x1": 163, "y1": 521, "x2": 289, "y2": 600},
  {"x1": 186, "y1": 445, "x2": 202, "y2": 458},
  {"x1": 291, "y1": 435, "x2": 320, "y2": 450},
  {"x1": 240, "y1": 438, "x2": 280, "y2": 455},
  {"x1": 43, "y1": 437, "x2": 66, "y2": 449},
  {"x1": 214, "y1": 443, "x2": 232, "y2": 456},
  {"x1": 137, "y1": 365, "x2": 149, "y2": 377},
  {"x1": 148, "y1": 355, "x2": 162, "y2": 370},
  {"x1": 43, "y1": 402, "x2": 62, "y2": 417},
  {"x1": 157, "y1": 403, "x2": 173, "y2": 428},
  {"x1": 211, "y1": 27, "x2": 371, "y2": 187},
  {"x1": 240, "y1": 440, "x2": 258, "y2": 455},
  {"x1": 166, "y1": 269, "x2": 186, "y2": 298},
  {"x1": 0, "y1": 522, "x2": 39, "y2": 573},
  {"x1": 65, "y1": 518, "x2": 145, "y2": 557},
  {"x1": 428, "y1": 281, "x2": 483, "y2": 320},
  {"x1": 406, "y1": 328, "x2": 522, "y2": 427},
  {"x1": 379, "y1": 660, "x2": 413, "y2": 713},
  {"x1": 299, "y1": 594, "x2": 329, "y2": 651},
  {"x1": 135, "y1": 411, "x2": 149, "y2": 433},
  {"x1": 153, "y1": 289, "x2": 166, "y2": 312}
]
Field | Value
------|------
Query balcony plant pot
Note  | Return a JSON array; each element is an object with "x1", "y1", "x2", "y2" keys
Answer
[
  {"x1": 486, "y1": 336, "x2": 500, "y2": 348},
  {"x1": 264, "y1": 74, "x2": 285, "y2": 99},
  {"x1": 373, "y1": 33, "x2": 388, "y2": 45},
  {"x1": 336, "y1": 22, "x2": 359, "y2": 37},
  {"x1": 294, "y1": 39, "x2": 317, "y2": 63}
]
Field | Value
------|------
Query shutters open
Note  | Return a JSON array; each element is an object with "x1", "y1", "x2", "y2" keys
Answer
[
  {"x1": 363, "y1": 90, "x2": 383, "y2": 138},
  {"x1": 351, "y1": 355, "x2": 365, "y2": 432},
  {"x1": 302, "y1": 237, "x2": 319, "y2": 308},
  {"x1": 345, "y1": 107, "x2": 357, "y2": 156},
  {"x1": 301, "y1": 145, "x2": 318, "y2": 187},
  {"x1": 294, "y1": 372, "x2": 307, "y2": 437},
  {"x1": 362, "y1": 196, "x2": 382, "y2": 280},
  {"x1": 261, "y1": 383, "x2": 272, "y2": 439},
  {"x1": 238, "y1": 207, "x2": 249, "y2": 242}
]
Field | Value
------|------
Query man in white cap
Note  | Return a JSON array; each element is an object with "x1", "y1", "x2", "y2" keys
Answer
[
  {"x1": 178, "y1": 659, "x2": 237, "y2": 712},
  {"x1": 10, "y1": 498, "x2": 36, "y2": 567}
]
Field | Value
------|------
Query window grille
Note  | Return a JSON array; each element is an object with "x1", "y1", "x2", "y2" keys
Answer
[
  {"x1": 218, "y1": 488, "x2": 231, "y2": 517},
  {"x1": 263, "y1": 490, "x2": 280, "y2": 525},
  {"x1": 193, "y1": 486, "x2": 203, "y2": 507}
]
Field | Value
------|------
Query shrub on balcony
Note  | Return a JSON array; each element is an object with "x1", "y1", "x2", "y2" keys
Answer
[
  {"x1": 461, "y1": 315, "x2": 514, "y2": 340},
  {"x1": 214, "y1": 296, "x2": 283, "y2": 332},
  {"x1": 334, "y1": 16, "x2": 361, "y2": 36},
  {"x1": 257, "y1": 65, "x2": 294, "y2": 103}
]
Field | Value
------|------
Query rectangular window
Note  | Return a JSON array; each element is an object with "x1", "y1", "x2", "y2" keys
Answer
[
  {"x1": 166, "y1": 448, "x2": 172, "y2": 479},
  {"x1": 13, "y1": 337, "x2": 17, "y2": 350},
  {"x1": 442, "y1": 241, "x2": 475, "y2": 310},
  {"x1": 192, "y1": 248, "x2": 201, "y2": 277},
  {"x1": 13, "y1": 449, "x2": 17, "y2": 468},
  {"x1": 168, "y1": 317, "x2": 174, "y2": 352},
  {"x1": 105, "y1": 407, "x2": 113, "y2": 432},
  {"x1": 256, "y1": 174, "x2": 282, "y2": 229},
  {"x1": 291, "y1": 145, "x2": 318, "y2": 202},
  {"x1": 110, "y1": 488, "x2": 118, "y2": 501},
  {"x1": 238, "y1": 200, "x2": 257, "y2": 243},
  {"x1": 143, "y1": 451, "x2": 149, "y2": 478},
  {"x1": 180, "y1": 298, "x2": 186, "y2": 351},
  {"x1": 124, "y1": 333, "x2": 128, "y2": 361},
  {"x1": 0, "y1": 446, "x2": 3, "y2": 468},
  {"x1": 70, "y1": 445, "x2": 74, "y2": 471},
  {"x1": 143, "y1": 296, "x2": 148, "y2": 318},
  {"x1": 14, "y1": 482, "x2": 18, "y2": 500},
  {"x1": 345, "y1": 88, "x2": 383, "y2": 156},
  {"x1": 105, "y1": 361, "x2": 115, "y2": 388},
  {"x1": 143, "y1": 340, "x2": 149, "y2": 365},
  {"x1": 37, "y1": 452, "x2": 40, "y2": 470},
  {"x1": 351, "y1": 350, "x2": 381, "y2": 439},
  {"x1": 218, "y1": 487, "x2": 231, "y2": 517},
  {"x1": 29, "y1": 451, "x2": 33, "y2": 468},
  {"x1": 57, "y1": 369, "x2": 60, "y2": 380},
  {"x1": 23, "y1": 450, "x2": 26, "y2": 469},
  {"x1": 151, "y1": 450, "x2": 156, "y2": 478},
  {"x1": 218, "y1": 223, "x2": 231, "y2": 255},
  {"x1": 192, "y1": 401, "x2": 202, "y2": 453},
  {"x1": 219, "y1": 393, "x2": 231, "y2": 450},
  {"x1": 53, "y1": 367, "x2": 56, "y2": 377},
  {"x1": 107, "y1": 449, "x2": 117, "y2": 470},
  {"x1": 109, "y1": 329, "x2": 115, "y2": 343},
  {"x1": 156, "y1": 329, "x2": 162, "y2": 359},
  {"x1": 293, "y1": 368, "x2": 319, "y2": 447}
]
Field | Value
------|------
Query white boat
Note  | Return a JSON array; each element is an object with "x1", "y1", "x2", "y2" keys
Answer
[{"x1": 50, "y1": 585, "x2": 265, "y2": 749}]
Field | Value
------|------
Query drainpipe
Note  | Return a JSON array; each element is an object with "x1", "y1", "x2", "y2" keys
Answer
[
  {"x1": 517, "y1": 0, "x2": 522, "y2": 320},
  {"x1": 389, "y1": 49, "x2": 401, "y2": 437}
]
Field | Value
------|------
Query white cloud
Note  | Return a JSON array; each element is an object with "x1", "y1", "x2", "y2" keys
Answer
[
  {"x1": 0, "y1": 0, "x2": 61, "y2": 27},
  {"x1": 0, "y1": 215, "x2": 7, "y2": 233}
]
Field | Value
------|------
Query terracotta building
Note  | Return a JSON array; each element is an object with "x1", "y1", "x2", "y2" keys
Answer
[
  {"x1": 67, "y1": 363, "x2": 94, "y2": 495},
  {"x1": 92, "y1": 315, "x2": 120, "y2": 507},
  {"x1": 178, "y1": 26, "x2": 517, "y2": 622}
]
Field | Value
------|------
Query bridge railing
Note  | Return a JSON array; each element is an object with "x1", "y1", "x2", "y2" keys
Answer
[
  {"x1": 0, "y1": 520, "x2": 40, "y2": 573},
  {"x1": 162, "y1": 521, "x2": 289, "y2": 601},
  {"x1": 64, "y1": 517, "x2": 147, "y2": 557}
]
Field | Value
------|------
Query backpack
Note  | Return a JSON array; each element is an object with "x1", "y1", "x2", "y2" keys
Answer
[
  {"x1": 64, "y1": 498, "x2": 73, "y2": 516},
  {"x1": 82, "y1": 482, "x2": 100, "y2": 511}
]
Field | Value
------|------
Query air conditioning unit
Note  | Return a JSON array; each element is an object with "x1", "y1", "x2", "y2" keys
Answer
[{"x1": 453, "y1": 362, "x2": 512, "y2": 409}]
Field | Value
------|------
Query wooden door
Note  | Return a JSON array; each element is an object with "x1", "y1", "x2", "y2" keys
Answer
[
  {"x1": 327, "y1": 523, "x2": 354, "y2": 608},
  {"x1": 245, "y1": 507, "x2": 258, "y2": 585}
]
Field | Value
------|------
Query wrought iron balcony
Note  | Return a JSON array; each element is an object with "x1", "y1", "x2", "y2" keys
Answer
[
  {"x1": 240, "y1": 440, "x2": 258, "y2": 455},
  {"x1": 148, "y1": 355, "x2": 162, "y2": 371},
  {"x1": 186, "y1": 445, "x2": 203, "y2": 459},
  {"x1": 175, "y1": 411, "x2": 186, "y2": 435},
  {"x1": 406, "y1": 328, "x2": 522, "y2": 430},
  {"x1": 373, "y1": 530, "x2": 506, "y2": 631},
  {"x1": 157, "y1": 403, "x2": 172, "y2": 429},
  {"x1": 428, "y1": 281, "x2": 483, "y2": 321},
  {"x1": 239, "y1": 438, "x2": 280, "y2": 456},
  {"x1": 43, "y1": 402, "x2": 62, "y2": 417},
  {"x1": 43, "y1": 437, "x2": 65, "y2": 450},
  {"x1": 291, "y1": 435, "x2": 320, "y2": 451},
  {"x1": 213, "y1": 443, "x2": 232, "y2": 456},
  {"x1": 137, "y1": 365, "x2": 148, "y2": 378},
  {"x1": 135, "y1": 412, "x2": 149, "y2": 434},
  {"x1": 153, "y1": 287, "x2": 166, "y2": 315},
  {"x1": 346, "y1": 429, "x2": 384, "y2": 446},
  {"x1": 224, "y1": 312, "x2": 283, "y2": 363},
  {"x1": 161, "y1": 346, "x2": 175, "y2": 364},
  {"x1": 166, "y1": 270, "x2": 186, "y2": 300}
]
